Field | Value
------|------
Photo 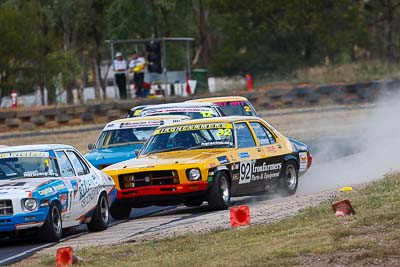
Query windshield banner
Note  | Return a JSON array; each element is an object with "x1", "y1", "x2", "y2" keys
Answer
[
  {"x1": 155, "y1": 123, "x2": 233, "y2": 134},
  {"x1": 0, "y1": 151, "x2": 50, "y2": 158}
]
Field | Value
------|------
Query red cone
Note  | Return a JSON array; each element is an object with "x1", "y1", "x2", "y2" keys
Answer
[
  {"x1": 230, "y1": 205, "x2": 250, "y2": 227},
  {"x1": 56, "y1": 246, "x2": 73, "y2": 267},
  {"x1": 332, "y1": 199, "x2": 355, "y2": 217},
  {"x1": 186, "y1": 78, "x2": 191, "y2": 95}
]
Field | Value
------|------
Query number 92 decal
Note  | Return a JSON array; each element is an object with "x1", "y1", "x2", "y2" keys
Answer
[
  {"x1": 239, "y1": 160, "x2": 252, "y2": 184},
  {"x1": 217, "y1": 128, "x2": 232, "y2": 136}
]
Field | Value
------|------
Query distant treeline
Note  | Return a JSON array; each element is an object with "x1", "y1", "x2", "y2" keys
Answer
[{"x1": 0, "y1": 0, "x2": 398, "y2": 103}]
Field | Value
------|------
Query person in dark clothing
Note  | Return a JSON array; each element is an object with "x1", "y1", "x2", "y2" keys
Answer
[
  {"x1": 129, "y1": 51, "x2": 146, "y2": 98},
  {"x1": 113, "y1": 52, "x2": 127, "y2": 99}
]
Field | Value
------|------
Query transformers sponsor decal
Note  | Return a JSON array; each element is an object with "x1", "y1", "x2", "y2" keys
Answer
[{"x1": 238, "y1": 160, "x2": 282, "y2": 184}]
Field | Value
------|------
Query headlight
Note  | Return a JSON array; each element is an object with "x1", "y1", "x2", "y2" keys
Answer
[
  {"x1": 186, "y1": 168, "x2": 201, "y2": 181},
  {"x1": 22, "y1": 198, "x2": 38, "y2": 211}
]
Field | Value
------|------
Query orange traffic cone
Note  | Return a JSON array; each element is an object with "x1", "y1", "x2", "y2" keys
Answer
[
  {"x1": 246, "y1": 74, "x2": 253, "y2": 92},
  {"x1": 56, "y1": 246, "x2": 73, "y2": 267},
  {"x1": 186, "y1": 78, "x2": 191, "y2": 95},
  {"x1": 230, "y1": 205, "x2": 250, "y2": 227},
  {"x1": 332, "y1": 199, "x2": 355, "y2": 217}
]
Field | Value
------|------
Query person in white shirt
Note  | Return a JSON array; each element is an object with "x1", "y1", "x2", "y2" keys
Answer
[
  {"x1": 129, "y1": 51, "x2": 146, "y2": 98},
  {"x1": 113, "y1": 52, "x2": 127, "y2": 99}
]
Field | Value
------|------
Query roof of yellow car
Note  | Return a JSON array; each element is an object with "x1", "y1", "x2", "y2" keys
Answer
[
  {"x1": 187, "y1": 96, "x2": 249, "y2": 102},
  {"x1": 157, "y1": 116, "x2": 262, "y2": 128}
]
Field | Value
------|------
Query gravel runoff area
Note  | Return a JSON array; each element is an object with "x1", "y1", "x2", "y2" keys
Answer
[{"x1": 37, "y1": 189, "x2": 338, "y2": 255}]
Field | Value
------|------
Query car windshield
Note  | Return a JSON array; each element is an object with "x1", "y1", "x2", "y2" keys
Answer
[
  {"x1": 213, "y1": 101, "x2": 254, "y2": 116},
  {"x1": 95, "y1": 127, "x2": 156, "y2": 149},
  {"x1": 140, "y1": 108, "x2": 219, "y2": 119},
  {"x1": 140, "y1": 122, "x2": 235, "y2": 155},
  {"x1": 0, "y1": 151, "x2": 60, "y2": 180}
]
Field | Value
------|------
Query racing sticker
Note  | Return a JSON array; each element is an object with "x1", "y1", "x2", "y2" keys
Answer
[
  {"x1": 238, "y1": 152, "x2": 250, "y2": 159},
  {"x1": 105, "y1": 120, "x2": 162, "y2": 130},
  {"x1": 0, "y1": 151, "x2": 49, "y2": 158},
  {"x1": 299, "y1": 152, "x2": 308, "y2": 172},
  {"x1": 238, "y1": 160, "x2": 282, "y2": 184},
  {"x1": 217, "y1": 156, "x2": 230, "y2": 164},
  {"x1": 239, "y1": 160, "x2": 252, "y2": 184},
  {"x1": 142, "y1": 108, "x2": 216, "y2": 117},
  {"x1": 155, "y1": 123, "x2": 233, "y2": 134}
]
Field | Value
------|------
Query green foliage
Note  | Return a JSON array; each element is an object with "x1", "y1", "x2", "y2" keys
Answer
[
  {"x1": 0, "y1": 0, "x2": 399, "y2": 103},
  {"x1": 208, "y1": 0, "x2": 367, "y2": 75},
  {"x1": 0, "y1": 1, "x2": 39, "y2": 96}
]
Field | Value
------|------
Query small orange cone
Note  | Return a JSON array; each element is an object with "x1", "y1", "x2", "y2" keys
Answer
[
  {"x1": 230, "y1": 205, "x2": 250, "y2": 227},
  {"x1": 246, "y1": 74, "x2": 253, "y2": 92},
  {"x1": 332, "y1": 199, "x2": 355, "y2": 217},
  {"x1": 56, "y1": 246, "x2": 73, "y2": 267},
  {"x1": 185, "y1": 78, "x2": 191, "y2": 95}
]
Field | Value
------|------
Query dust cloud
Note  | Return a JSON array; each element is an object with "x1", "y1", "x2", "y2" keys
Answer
[{"x1": 298, "y1": 89, "x2": 400, "y2": 194}]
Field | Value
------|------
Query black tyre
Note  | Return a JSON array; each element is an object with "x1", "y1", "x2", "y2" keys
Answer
[
  {"x1": 183, "y1": 199, "x2": 203, "y2": 207},
  {"x1": 38, "y1": 202, "x2": 62, "y2": 242},
  {"x1": 110, "y1": 202, "x2": 131, "y2": 220},
  {"x1": 207, "y1": 171, "x2": 230, "y2": 210},
  {"x1": 278, "y1": 161, "x2": 299, "y2": 196},
  {"x1": 87, "y1": 193, "x2": 109, "y2": 232}
]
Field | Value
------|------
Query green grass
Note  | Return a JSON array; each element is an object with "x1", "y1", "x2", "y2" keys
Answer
[
  {"x1": 18, "y1": 173, "x2": 400, "y2": 267},
  {"x1": 255, "y1": 60, "x2": 400, "y2": 87}
]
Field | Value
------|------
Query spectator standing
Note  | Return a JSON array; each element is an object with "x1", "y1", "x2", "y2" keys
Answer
[
  {"x1": 129, "y1": 51, "x2": 146, "y2": 98},
  {"x1": 113, "y1": 52, "x2": 127, "y2": 99}
]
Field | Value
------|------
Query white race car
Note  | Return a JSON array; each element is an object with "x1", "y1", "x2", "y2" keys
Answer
[{"x1": 0, "y1": 144, "x2": 116, "y2": 242}]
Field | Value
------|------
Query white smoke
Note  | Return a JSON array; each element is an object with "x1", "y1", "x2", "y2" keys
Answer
[{"x1": 298, "y1": 89, "x2": 400, "y2": 194}]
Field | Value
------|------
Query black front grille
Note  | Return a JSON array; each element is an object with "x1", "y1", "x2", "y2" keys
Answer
[
  {"x1": 0, "y1": 200, "x2": 13, "y2": 216},
  {"x1": 119, "y1": 170, "x2": 179, "y2": 189}
]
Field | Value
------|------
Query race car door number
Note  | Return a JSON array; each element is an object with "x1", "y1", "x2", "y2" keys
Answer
[{"x1": 239, "y1": 160, "x2": 252, "y2": 184}]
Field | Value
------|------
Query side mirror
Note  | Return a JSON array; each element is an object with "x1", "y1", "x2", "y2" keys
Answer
[
  {"x1": 88, "y1": 144, "x2": 94, "y2": 150},
  {"x1": 134, "y1": 149, "x2": 140, "y2": 157}
]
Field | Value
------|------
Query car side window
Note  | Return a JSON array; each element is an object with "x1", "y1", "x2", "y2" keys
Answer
[
  {"x1": 55, "y1": 151, "x2": 76, "y2": 177},
  {"x1": 250, "y1": 122, "x2": 276, "y2": 145},
  {"x1": 235, "y1": 122, "x2": 256, "y2": 148},
  {"x1": 66, "y1": 151, "x2": 90, "y2": 176}
]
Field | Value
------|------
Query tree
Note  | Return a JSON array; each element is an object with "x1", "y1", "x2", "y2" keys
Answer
[
  {"x1": 0, "y1": 1, "x2": 38, "y2": 98},
  {"x1": 363, "y1": 0, "x2": 400, "y2": 61},
  {"x1": 207, "y1": 0, "x2": 367, "y2": 75}
]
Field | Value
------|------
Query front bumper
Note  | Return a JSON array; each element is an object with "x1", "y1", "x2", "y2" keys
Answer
[
  {"x1": 115, "y1": 181, "x2": 209, "y2": 207},
  {"x1": 0, "y1": 210, "x2": 47, "y2": 233}
]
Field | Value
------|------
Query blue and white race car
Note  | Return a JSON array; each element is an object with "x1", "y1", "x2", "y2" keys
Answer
[
  {"x1": 85, "y1": 115, "x2": 190, "y2": 169},
  {"x1": 0, "y1": 144, "x2": 116, "y2": 242}
]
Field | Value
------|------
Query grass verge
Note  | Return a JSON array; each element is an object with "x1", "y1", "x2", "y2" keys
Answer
[
  {"x1": 255, "y1": 60, "x2": 400, "y2": 87},
  {"x1": 17, "y1": 173, "x2": 400, "y2": 267}
]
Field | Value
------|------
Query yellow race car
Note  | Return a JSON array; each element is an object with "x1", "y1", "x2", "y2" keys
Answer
[
  {"x1": 187, "y1": 96, "x2": 259, "y2": 116},
  {"x1": 103, "y1": 116, "x2": 312, "y2": 219}
]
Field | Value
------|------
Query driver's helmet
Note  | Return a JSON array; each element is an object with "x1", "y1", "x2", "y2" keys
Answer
[
  {"x1": 173, "y1": 131, "x2": 196, "y2": 148},
  {"x1": 118, "y1": 129, "x2": 137, "y2": 143}
]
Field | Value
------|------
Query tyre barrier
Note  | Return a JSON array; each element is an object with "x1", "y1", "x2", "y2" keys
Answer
[{"x1": 1, "y1": 79, "x2": 400, "y2": 133}]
